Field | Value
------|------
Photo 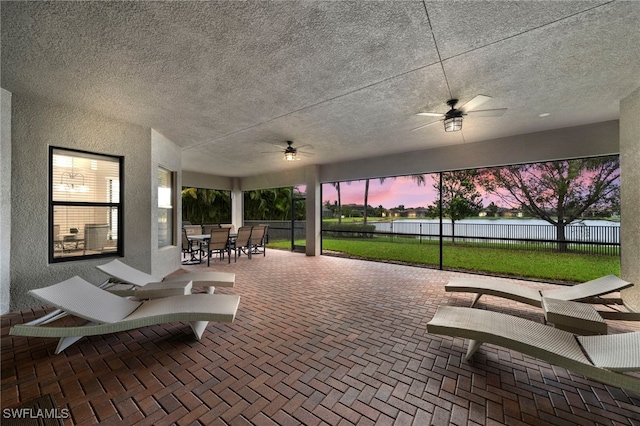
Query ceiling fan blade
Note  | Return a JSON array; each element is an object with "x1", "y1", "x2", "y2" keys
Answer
[
  {"x1": 410, "y1": 120, "x2": 441, "y2": 131},
  {"x1": 466, "y1": 108, "x2": 507, "y2": 117},
  {"x1": 295, "y1": 144, "x2": 314, "y2": 150},
  {"x1": 459, "y1": 94, "x2": 491, "y2": 112},
  {"x1": 416, "y1": 112, "x2": 444, "y2": 117}
]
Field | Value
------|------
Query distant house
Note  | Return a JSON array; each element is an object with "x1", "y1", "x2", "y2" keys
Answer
[
  {"x1": 501, "y1": 208, "x2": 524, "y2": 218},
  {"x1": 406, "y1": 208, "x2": 427, "y2": 218}
]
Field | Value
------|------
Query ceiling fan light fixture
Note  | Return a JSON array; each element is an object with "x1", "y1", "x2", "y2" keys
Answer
[
  {"x1": 443, "y1": 116, "x2": 463, "y2": 132},
  {"x1": 284, "y1": 151, "x2": 296, "y2": 161}
]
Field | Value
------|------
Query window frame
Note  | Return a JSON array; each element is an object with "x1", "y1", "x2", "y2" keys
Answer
[
  {"x1": 158, "y1": 166, "x2": 176, "y2": 248},
  {"x1": 49, "y1": 146, "x2": 124, "y2": 263}
]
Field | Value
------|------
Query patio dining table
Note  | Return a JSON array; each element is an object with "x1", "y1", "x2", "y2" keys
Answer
[
  {"x1": 185, "y1": 233, "x2": 237, "y2": 264},
  {"x1": 183, "y1": 234, "x2": 210, "y2": 265}
]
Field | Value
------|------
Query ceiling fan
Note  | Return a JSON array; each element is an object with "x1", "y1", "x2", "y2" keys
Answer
[
  {"x1": 411, "y1": 95, "x2": 507, "y2": 132},
  {"x1": 263, "y1": 141, "x2": 314, "y2": 161}
]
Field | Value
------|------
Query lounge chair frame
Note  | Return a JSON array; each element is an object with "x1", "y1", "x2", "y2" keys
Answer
[
  {"x1": 427, "y1": 305, "x2": 640, "y2": 393},
  {"x1": 96, "y1": 259, "x2": 234, "y2": 295},
  {"x1": 10, "y1": 276, "x2": 240, "y2": 354},
  {"x1": 445, "y1": 274, "x2": 637, "y2": 319}
]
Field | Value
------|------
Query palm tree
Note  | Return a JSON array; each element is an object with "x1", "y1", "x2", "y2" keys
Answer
[
  {"x1": 332, "y1": 182, "x2": 342, "y2": 224},
  {"x1": 363, "y1": 177, "x2": 387, "y2": 225},
  {"x1": 362, "y1": 175, "x2": 425, "y2": 224},
  {"x1": 182, "y1": 188, "x2": 230, "y2": 224}
]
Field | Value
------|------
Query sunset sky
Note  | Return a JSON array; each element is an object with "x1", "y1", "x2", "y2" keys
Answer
[{"x1": 322, "y1": 175, "x2": 440, "y2": 209}]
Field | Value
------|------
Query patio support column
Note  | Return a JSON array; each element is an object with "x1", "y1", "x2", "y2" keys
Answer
[
  {"x1": 620, "y1": 86, "x2": 640, "y2": 310},
  {"x1": 305, "y1": 165, "x2": 321, "y2": 256},
  {"x1": 231, "y1": 178, "x2": 243, "y2": 228},
  {"x1": 0, "y1": 89, "x2": 12, "y2": 314}
]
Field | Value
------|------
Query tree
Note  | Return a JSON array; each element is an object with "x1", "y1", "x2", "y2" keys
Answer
[
  {"x1": 477, "y1": 156, "x2": 620, "y2": 252},
  {"x1": 362, "y1": 175, "x2": 426, "y2": 224},
  {"x1": 486, "y1": 201, "x2": 499, "y2": 217},
  {"x1": 244, "y1": 187, "x2": 304, "y2": 221},
  {"x1": 182, "y1": 188, "x2": 231, "y2": 224},
  {"x1": 330, "y1": 181, "x2": 352, "y2": 224},
  {"x1": 363, "y1": 177, "x2": 389, "y2": 225},
  {"x1": 431, "y1": 170, "x2": 483, "y2": 244},
  {"x1": 333, "y1": 182, "x2": 342, "y2": 224}
]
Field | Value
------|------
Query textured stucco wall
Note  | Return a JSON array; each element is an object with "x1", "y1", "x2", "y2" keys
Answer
[
  {"x1": 620, "y1": 87, "x2": 640, "y2": 310},
  {"x1": 1, "y1": 89, "x2": 12, "y2": 314},
  {"x1": 10, "y1": 95, "x2": 152, "y2": 311},
  {"x1": 182, "y1": 171, "x2": 233, "y2": 191},
  {"x1": 319, "y1": 121, "x2": 619, "y2": 184},
  {"x1": 151, "y1": 129, "x2": 182, "y2": 279}
]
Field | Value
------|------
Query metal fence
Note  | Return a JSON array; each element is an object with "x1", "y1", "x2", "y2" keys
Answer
[
  {"x1": 367, "y1": 220, "x2": 620, "y2": 255},
  {"x1": 244, "y1": 220, "x2": 305, "y2": 242},
  {"x1": 248, "y1": 219, "x2": 620, "y2": 256}
]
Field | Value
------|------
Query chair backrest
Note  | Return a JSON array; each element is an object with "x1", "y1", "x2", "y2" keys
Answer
[
  {"x1": 84, "y1": 224, "x2": 109, "y2": 250},
  {"x1": 96, "y1": 259, "x2": 162, "y2": 286},
  {"x1": 202, "y1": 224, "x2": 219, "y2": 235},
  {"x1": 182, "y1": 228, "x2": 190, "y2": 251},
  {"x1": 209, "y1": 228, "x2": 230, "y2": 249},
  {"x1": 250, "y1": 225, "x2": 266, "y2": 245},
  {"x1": 29, "y1": 276, "x2": 141, "y2": 323},
  {"x1": 183, "y1": 225, "x2": 202, "y2": 235},
  {"x1": 220, "y1": 223, "x2": 235, "y2": 233},
  {"x1": 235, "y1": 226, "x2": 252, "y2": 247}
]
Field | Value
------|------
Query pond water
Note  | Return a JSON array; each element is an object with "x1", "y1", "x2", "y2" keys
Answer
[{"x1": 371, "y1": 218, "x2": 619, "y2": 243}]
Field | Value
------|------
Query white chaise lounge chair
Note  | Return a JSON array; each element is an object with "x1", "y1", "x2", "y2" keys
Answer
[
  {"x1": 445, "y1": 274, "x2": 634, "y2": 314},
  {"x1": 97, "y1": 259, "x2": 235, "y2": 295},
  {"x1": 427, "y1": 305, "x2": 640, "y2": 393},
  {"x1": 10, "y1": 276, "x2": 240, "y2": 354}
]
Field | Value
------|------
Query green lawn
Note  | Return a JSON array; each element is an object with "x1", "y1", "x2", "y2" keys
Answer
[{"x1": 268, "y1": 237, "x2": 619, "y2": 283}]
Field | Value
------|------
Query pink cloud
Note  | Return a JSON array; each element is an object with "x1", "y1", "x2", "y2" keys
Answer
[
  {"x1": 322, "y1": 175, "x2": 509, "y2": 210},
  {"x1": 323, "y1": 176, "x2": 439, "y2": 209}
]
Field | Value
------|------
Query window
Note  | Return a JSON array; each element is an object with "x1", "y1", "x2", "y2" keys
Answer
[
  {"x1": 50, "y1": 147, "x2": 123, "y2": 262},
  {"x1": 158, "y1": 167, "x2": 175, "y2": 248}
]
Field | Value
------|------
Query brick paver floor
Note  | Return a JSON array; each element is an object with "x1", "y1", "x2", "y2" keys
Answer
[{"x1": 2, "y1": 250, "x2": 639, "y2": 425}]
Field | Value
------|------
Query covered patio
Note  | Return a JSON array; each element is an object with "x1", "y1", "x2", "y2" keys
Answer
[
  {"x1": 2, "y1": 2, "x2": 640, "y2": 424},
  {"x1": 2, "y1": 251, "x2": 639, "y2": 424}
]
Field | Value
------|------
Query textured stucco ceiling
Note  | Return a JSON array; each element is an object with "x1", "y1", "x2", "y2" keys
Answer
[{"x1": 2, "y1": 1, "x2": 639, "y2": 177}]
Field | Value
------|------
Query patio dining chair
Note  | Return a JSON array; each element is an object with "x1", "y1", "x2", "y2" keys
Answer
[
  {"x1": 233, "y1": 226, "x2": 253, "y2": 261},
  {"x1": 181, "y1": 228, "x2": 197, "y2": 263},
  {"x1": 250, "y1": 225, "x2": 267, "y2": 257},
  {"x1": 220, "y1": 223, "x2": 235, "y2": 233},
  {"x1": 205, "y1": 227, "x2": 231, "y2": 266},
  {"x1": 202, "y1": 224, "x2": 220, "y2": 235}
]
